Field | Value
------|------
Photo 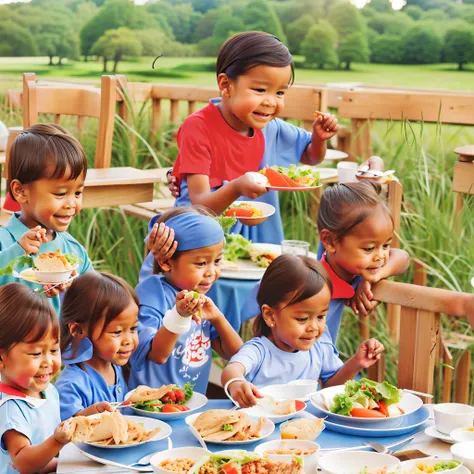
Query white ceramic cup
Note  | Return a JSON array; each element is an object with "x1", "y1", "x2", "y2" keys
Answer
[
  {"x1": 433, "y1": 403, "x2": 474, "y2": 435},
  {"x1": 451, "y1": 441, "x2": 474, "y2": 472},
  {"x1": 337, "y1": 162, "x2": 358, "y2": 183}
]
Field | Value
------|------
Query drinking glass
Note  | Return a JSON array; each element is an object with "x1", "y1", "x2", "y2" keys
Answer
[{"x1": 281, "y1": 240, "x2": 310, "y2": 257}]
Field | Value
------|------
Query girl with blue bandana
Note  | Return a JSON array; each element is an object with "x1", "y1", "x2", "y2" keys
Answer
[
  {"x1": 0, "y1": 284, "x2": 74, "y2": 474},
  {"x1": 221, "y1": 255, "x2": 384, "y2": 408},
  {"x1": 129, "y1": 207, "x2": 243, "y2": 395},
  {"x1": 55, "y1": 272, "x2": 139, "y2": 421}
]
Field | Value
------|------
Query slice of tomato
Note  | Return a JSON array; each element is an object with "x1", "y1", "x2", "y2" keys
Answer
[
  {"x1": 225, "y1": 208, "x2": 255, "y2": 218},
  {"x1": 220, "y1": 463, "x2": 239, "y2": 474},
  {"x1": 350, "y1": 408, "x2": 386, "y2": 418},
  {"x1": 377, "y1": 401, "x2": 389, "y2": 417},
  {"x1": 161, "y1": 405, "x2": 182, "y2": 413},
  {"x1": 263, "y1": 168, "x2": 292, "y2": 187}
]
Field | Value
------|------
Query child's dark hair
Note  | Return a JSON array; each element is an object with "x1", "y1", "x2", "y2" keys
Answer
[
  {"x1": 60, "y1": 272, "x2": 139, "y2": 353},
  {"x1": 254, "y1": 255, "x2": 332, "y2": 337},
  {"x1": 8, "y1": 123, "x2": 88, "y2": 201},
  {"x1": 0, "y1": 283, "x2": 59, "y2": 351},
  {"x1": 216, "y1": 31, "x2": 294, "y2": 85},
  {"x1": 152, "y1": 205, "x2": 216, "y2": 274},
  {"x1": 318, "y1": 181, "x2": 392, "y2": 240}
]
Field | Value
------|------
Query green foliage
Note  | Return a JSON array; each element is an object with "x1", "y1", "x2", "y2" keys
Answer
[
  {"x1": 273, "y1": 0, "x2": 324, "y2": 31},
  {"x1": 338, "y1": 32, "x2": 370, "y2": 70},
  {"x1": 212, "y1": 15, "x2": 245, "y2": 41},
  {"x1": 365, "y1": 0, "x2": 392, "y2": 13},
  {"x1": 301, "y1": 22, "x2": 338, "y2": 69},
  {"x1": 242, "y1": 0, "x2": 287, "y2": 44},
  {"x1": 286, "y1": 14, "x2": 315, "y2": 54},
  {"x1": 0, "y1": 22, "x2": 38, "y2": 56},
  {"x1": 401, "y1": 25, "x2": 442, "y2": 64},
  {"x1": 328, "y1": 1, "x2": 366, "y2": 44},
  {"x1": 197, "y1": 36, "x2": 224, "y2": 56},
  {"x1": 371, "y1": 35, "x2": 402, "y2": 64},
  {"x1": 462, "y1": 5, "x2": 474, "y2": 24},
  {"x1": 368, "y1": 12, "x2": 413, "y2": 36},
  {"x1": 192, "y1": 0, "x2": 220, "y2": 14},
  {"x1": 443, "y1": 26, "x2": 474, "y2": 71},
  {"x1": 420, "y1": 9, "x2": 448, "y2": 22},
  {"x1": 404, "y1": 5, "x2": 423, "y2": 20},
  {"x1": 192, "y1": 8, "x2": 221, "y2": 42}
]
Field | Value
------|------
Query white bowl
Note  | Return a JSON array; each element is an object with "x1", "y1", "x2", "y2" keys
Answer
[
  {"x1": 260, "y1": 382, "x2": 318, "y2": 402},
  {"x1": 400, "y1": 457, "x2": 462, "y2": 474},
  {"x1": 241, "y1": 399, "x2": 307, "y2": 424},
  {"x1": 433, "y1": 404, "x2": 474, "y2": 436},
  {"x1": 125, "y1": 390, "x2": 208, "y2": 420},
  {"x1": 255, "y1": 439, "x2": 320, "y2": 473},
  {"x1": 227, "y1": 201, "x2": 275, "y2": 226},
  {"x1": 319, "y1": 451, "x2": 400, "y2": 474},
  {"x1": 33, "y1": 265, "x2": 78, "y2": 284},
  {"x1": 150, "y1": 447, "x2": 210, "y2": 474},
  {"x1": 451, "y1": 441, "x2": 474, "y2": 472},
  {"x1": 450, "y1": 427, "x2": 474, "y2": 443},
  {"x1": 311, "y1": 385, "x2": 423, "y2": 427}
]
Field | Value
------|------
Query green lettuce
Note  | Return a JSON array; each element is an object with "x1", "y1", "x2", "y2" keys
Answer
[
  {"x1": 215, "y1": 215, "x2": 237, "y2": 234},
  {"x1": 330, "y1": 393, "x2": 353, "y2": 415},
  {"x1": 269, "y1": 164, "x2": 321, "y2": 186},
  {"x1": 222, "y1": 424, "x2": 233, "y2": 431},
  {"x1": 132, "y1": 399, "x2": 163, "y2": 412},
  {"x1": 0, "y1": 255, "x2": 35, "y2": 276},
  {"x1": 182, "y1": 382, "x2": 194, "y2": 402},
  {"x1": 224, "y1": 234, "x2": 252, "y2": 262}
]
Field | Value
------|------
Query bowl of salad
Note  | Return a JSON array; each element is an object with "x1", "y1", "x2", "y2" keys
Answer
[
  {"x1": 224, "y1": 201, "x2": 275, "y2": 226},
  {"x1": 319, "y1": 451, "x2": 400, "y2": 474},
  {"x1": 248, "y1": 165, "x2": 321, "y2": 192},
  {"x1": 125, "y1": 383, "x2": 208, "y2": 420},
  {"x1": 399, "y1": 458, "x2": 462, "y2": 474},
  {"x1": 310, "y1": 378, "x2": 423, "y2": 427}
]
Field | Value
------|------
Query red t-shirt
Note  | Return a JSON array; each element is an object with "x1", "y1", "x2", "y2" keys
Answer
[{"x1": 172, "y1": 101, "x2": 265, "y2": 188}]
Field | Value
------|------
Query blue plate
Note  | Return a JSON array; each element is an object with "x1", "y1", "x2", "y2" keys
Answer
[{"x1": 318, "y1": 406, "x2": 431, "y2": 437}]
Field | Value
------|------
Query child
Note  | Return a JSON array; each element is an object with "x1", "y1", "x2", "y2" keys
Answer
[
  {"x1": 140, "y1": 31, "x2": 339, "y2": 279},
  {"x1": 0, "y1": 283, "x2": 73, "y2": 474},
  {"x1": 221, "y1": 255, "x2": 384, "y2": 408},
  {"x1": 129, "y1": 207, "x2": 243, "y2": 394},
  {"x1": 0, "y1": 123, "x2": 92, "y2": 315},
  {"x1": 55, "y1": 272, "x2": 138, "y2": 421}
]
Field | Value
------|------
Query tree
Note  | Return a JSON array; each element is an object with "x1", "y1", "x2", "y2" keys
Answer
[
  {"x1": 287, "y1": 14, "x2": 315, "y2": 54},
  {"x1": 338, "y1": 32, "x2": 370, "y2": 70},
  {"x1": 401, "y1": 26, "x2": 442, "y2": 64},
  {"x1": 192, "y1": 8, "x2": 221, "y2": 42},
  {"x1": 371, "y1": 35, "x2": 402, "y2": 63},
  {"x1": 0, "y1": 22, "x2": 38, "y2": 56},
  {"x1": 420, "y1": 10, "x2": 448, "y2": 22},
  {"x1": 242, "y1": 0, "x2": 287, "y2": 44},
  {"x1": 368, "y1": 12, "x2": 413, "y2": 36},
  {"x1": 91, "y1": 27, "x2": 142, "y2": 72},
  {"x1": 192, "y1": 0, "x2": 220, "y2": 14},
  {"x1": 212, "y1": 16, "x2": 245, "y2": 41},
  {"x1": 328, "y1": 1, "x2": 366, "y2": 42},
  {"x1": 365, "y1": 0, "x2": 392, "y2": 13},
  {"x1": 301, "y1": 22, "x2": 338, "y2": 69},
  {"x1": 444, "y1": 26, "x2": 474, "y2": 70},
  {"x1": 404, "y1": 5, "x2": 423, "y2": 20}
]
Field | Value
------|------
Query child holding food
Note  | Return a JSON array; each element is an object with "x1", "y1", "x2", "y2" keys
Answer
[
  {"x1": 0, "y1": 124, "x2": 92, "y2": 315},
  {"x1": 221, "y1": 254, "x2": 385, "y2": 408},
  {"x1": 55, "y1": 272, "x2": 138, "y2": 421},
  {"x1": 140, "y1": 30, "x2": 339, "y2": 279},
  {"x1": 129, "y1": 207, "x2": 243, "y2": 395},
  {"x1": 0, "y1": 284, "x2": 74, "y2": 474}
]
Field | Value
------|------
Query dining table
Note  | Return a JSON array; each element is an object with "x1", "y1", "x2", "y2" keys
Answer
[{"x1": 57, "y1": 400, "x2": 456, "y2": 474}]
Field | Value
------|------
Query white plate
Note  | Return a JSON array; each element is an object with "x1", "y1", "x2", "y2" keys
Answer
[
  {"x1": 13, "y1": 267, "x2": 79, "y2": 286},
  {"x1": 185, "y1": 411, "x2": 275, "y2": 445},
  {"x1": 84, "y1": 415, "x2": 172, "y2": 449},
  {"x1": 260, "y1": 383, "x2": 318, "y2": 403},
  {"x1": 310, "y1": 385, "x2": 423, "y2": 427},
  {"x1": 425, "y1": 425, "x2": 455, "y2": 444},
  {"x1": 226, "y1": 201, "x2": 275, "y2": 224},
  {"x1": 150, "y1": 447, "x2": 211, "y2": 474},
  {"x1": 241, "y1": 399, "x2": 307, "y2": 424},
  {"x1": 125, "y1": 391, "x2": 208, "y2": 421},
  {"x1": 267, "y1": 184, "x2": 322, "y2": 192},
  {"x1": 319, "y1": 450, "x2": 400, "y2": 474},
  {"x1": 323, "y1": 149, "x2": 349, "y2": 161},
  {"x1": 220, "y1": 243, "x2": 318, "y2": 280}
]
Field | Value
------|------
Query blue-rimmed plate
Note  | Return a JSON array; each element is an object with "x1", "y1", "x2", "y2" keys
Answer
[{"x1": 317, "y1": 405, "x2": 431, "y2": 437}]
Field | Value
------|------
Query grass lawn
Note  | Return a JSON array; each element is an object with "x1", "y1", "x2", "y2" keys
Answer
[{"x1": 1, "y1": 56, "x2": 474, "y2": 93}]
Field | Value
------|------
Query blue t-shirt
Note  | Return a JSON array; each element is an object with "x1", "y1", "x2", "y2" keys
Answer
[
  {"x1": 54, "y1": 338, "x2": 128, "y2": 421},
  {"x1": 0, "y1": 213, "x2": 93, "y2": 317},
  {"x1": 129, "y1": 274, "x2": 218, "y2": 394},
  {"x1": 229, "y1": 334, "x2": 343, "y2": 387},
  {"x1": 0, "y1": 384, "x2": 60, "y2": 474}
]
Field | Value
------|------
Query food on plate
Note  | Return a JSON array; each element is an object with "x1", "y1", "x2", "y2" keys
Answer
[
  {"x1": 259, "y1": 165, "x2": 320, "y2": 188},
  {"x1": 69, "y1": 411, "x2": 160, "y2": 446},
  {"x1": 329, "y1": 378, "x2": 403, "y2": 418},
  {"x1": 357, "y1": 468, "x2": 389, "y2": 474},
  {"x1": 128, "y1": 382, "x2": 194, "y2": 412},
  {"x1": 258, "y1": 397, "x2": 297, "y2": 416},
  {"x1": 193, "y1": 409, "x2": 266, "y2": 442},
  {"x1": 280, "y1": 418, "x2": 325, "y2": 440},
  {"x1": 248, "y1": 246, "x2": 279, "y2": 268},
  {"x1": 160, "y1": 458, "x2": 196, "y2": 473},
  {"x1": 223, "y1": 234, "x2": 252, "y2": 263},
  {"x1": 266, "y1": 445, "x2": 318, "y2": 455},
  {"x1": 188, "y1": 450, "x2": 303, "y2": 474},
  {"x1": 224, "y1": 203, "x2": 264, "y2": 219},
  {"x1": 403, "y1": 461, "x2": 461, "y2": 473}
]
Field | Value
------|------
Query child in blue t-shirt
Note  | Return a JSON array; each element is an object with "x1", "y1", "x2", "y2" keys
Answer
[
  {"x1": 55, "y1": 272, "x2": 139, "y2": 421},
  {"x1": 129, "y1": 207, "x2": 243, "y2": 395},
  {"x1": 221, "y1": 255, "x2": 384, "y2": 408},
  {"x1": 0, "y1": 284, "x2": 73, "y2": 474},
  {"x1": 0, "y1": 123, "x2": 92, "y2": 316}
]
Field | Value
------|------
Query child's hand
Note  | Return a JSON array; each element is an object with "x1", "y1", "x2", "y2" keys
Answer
[
  {"x1": 167, "y1": 171, "x2": 180, "y2": 198},
  {"x1": 355, "y1": 338, "x2": 384, "y2": 369},
  {"x1": 176, "y1": 290, "x2": 205, "y2": 322},
  {"x1": 201, "y1": 296, "x2": 224, "y2": 324},
  {"x1": 228, "y1": 380, "x2": 263, "y2": 408},
  {"x1": 313, "y1": 113, "x2": 339, "y2": 142},
  {"x1": 148, "y1": 222, "x2": 178, "y2": 263},
  {"x1": 89, "y1": 401, "x2": 115, "y2": 414},
  {"x1": 234, "y1": 174, "x2": 268, "y2": 200},
  {"x1": 359, "y1": 156, "x2": 384, "y2": 172},
  {"x1": 54, "y1": 420, "x2": 74, "y2": 445},
  {"x1": 351, "y1": 280, "x2": 380, "y2": 317},
  {"x1": 18, "y1": 225, "x2": 47, "y2": 254}
]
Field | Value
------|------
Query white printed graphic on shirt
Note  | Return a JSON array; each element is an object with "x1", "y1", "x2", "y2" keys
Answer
[{"x1": 174, "y1": 325, "x2": 211, "y2": 379}]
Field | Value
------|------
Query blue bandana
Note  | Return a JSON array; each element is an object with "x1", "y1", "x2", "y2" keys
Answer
[{"x1": 165, "y1": 213, "x2": 224, "y2": 251}]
